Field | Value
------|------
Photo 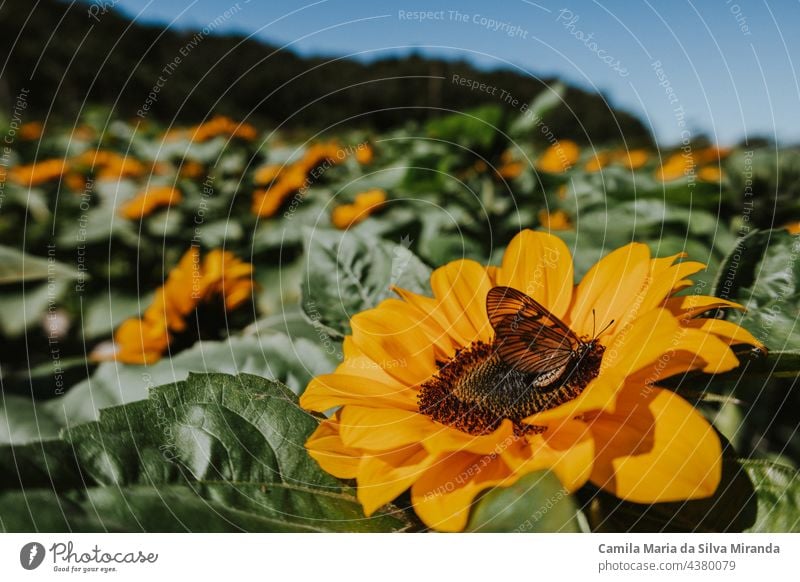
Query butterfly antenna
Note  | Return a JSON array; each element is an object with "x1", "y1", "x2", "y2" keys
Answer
[
  {"x1": 591, "y1": 309, "x2": 597, "y2": 337},
  {"x1": 596, "y1": 318, "x2": 616, "y2": 339}
]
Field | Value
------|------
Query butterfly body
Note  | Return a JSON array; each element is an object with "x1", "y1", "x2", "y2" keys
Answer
[{"x1": 486, "y1": 285, "x2": 606, "y2": 399}]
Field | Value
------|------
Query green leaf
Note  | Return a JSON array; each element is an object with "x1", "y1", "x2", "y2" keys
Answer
[
  {"x1": 741, "y1": 460, "x2": 800, "y2": 532},
  {"x1": 0, "y1": 279, "x2": 69, "y2": 336},
  {"x1": 713, "y1": 229, "x2": 800, "y2": 353},
  {"x1": 425, "y1": 105, "x2": 505, "y2": 153},
  {"x1": 468, "y1": 471, "x2": 581, "y2": 532},
  {"x1": 301, "y1": 228, "x2": 431, "y2": 336},
  {"x1": 0, "y1": 373, "x2": 410, "y2": 532},
  {"x1": 0, "y1": 245, "x2": 81, "y2": 284},
  {"x1": 0, "y1": 395, "x2": 65, "y2": 445},
  {"x1": 1, "y1": 333, "x2": 338, "y2": 444}
]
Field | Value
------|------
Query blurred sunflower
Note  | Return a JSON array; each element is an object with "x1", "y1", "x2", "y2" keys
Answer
[
  {"x1": 119, "y1": 186, "x2": 183, "y2": 219},
  {"x1": 355, "y1": 143, "x2": 374, "y2": 165},
  {"x1": 252, "y1": 142, "x2": 345, "y2": 217},
  {"x1": 656, "y1": 146, "x2": 729, "y2": 182},
  {"x1": 537, "y1": 208, "x2": 572, "y2": 230},
  {"x1": 8, "y1": 158, "x2": 68, "y2": 186},
  {"x1": 331, "y1": 189, "x2": 386, "y2": 229},
  {"x1": 537, "y1": 140, "x2": 580, "y2": 174},
  {"x1": 585, "y1": 149, "x2": 649, "y2": 172},
  {"x1": 99, "y1": 248, "x2": 255, "y2": 364},
  {"x1": 19, "y1": 121, "x2": 44, "y2": 141},
  {"x1": 190, "y1": 115, "x2": 257, "y2": 142},
  {"x1": 301, "y1": 230, "x2": 761, "y2": 531},
  {"x1": 74, "y1": 150, "x2": 146, "y2": 181}
]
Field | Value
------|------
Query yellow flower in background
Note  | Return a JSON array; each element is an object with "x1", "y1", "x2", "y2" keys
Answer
[
  {"x1": 9, "y1": 159, "x2": 68, "y2": 186},
  {"x1": 584, "y1": 152, "x2": 611, "y2": 173},
  {"x1": 585, "y1": 149, "x2": 649, "y2": 173},
  {"x1": 111, "y1": 317, "x2": 171, "y2": 366},
  {"x1": 784, "y1": 222, "x2": 800, "y2": 235},
  {"x1": 355, "y1": 143, "x2": 374, "y2": 165},
  {"x1": 301, "y1": 230, "x2": 762, "y2": 531},
  {"x1": 63, "y1": 173, "x2": 87, "y2": 192},
  {"x1": 253, "y1": 164, "x2": 283, "y2": 186},
  {"x1": 119, "y1": 186, "x2": 183, "y2": 219},
  {"x1": 655, "y1": 154, "x2": 687, "y2": 182},
  {"x1": 102, "y1": 247, "x2": 255, "y2": 364},
  {"x1": 656, "y1": 146, "x2": 729, "y2": 182},
  {"x1": 179, "y1": 160, "x2": 205, "y2": 179},
  {"x1": 496, "y1": 151, "x2": 525, "y2": 179},
  {"x1": 200, "y1": 249, "x2": 255, "y2": 311},
  {"x1": 331, "y1": 189, "x2": 386, "y2": 229},
  {"x1": 537, "y1": 208, "x2": 572, "y2": 230},
  {"x1": 19, "y1": 121, "x2": 44, "y2": 141},
  {"x1": 71, "y1": 125, "x2": 96, "y2": 141},
  {"x1": 697, "y1": 166, "x2": 723, "y2": 182},
  {"x1": 620, "y1": 149, "x2": 649, "y2": 169},
  {"x1": 536, "y1": 140, "x2": 580, "y2": 174},
  {"x1": 74, "y1": 150, "x2": 146, "y2": 181},
  {"x1": 251, "y1": 142, "x2": 347, "y2": 217},
  {"x1": 190, "y1": 115, "x2": 257, "y2": 142}
]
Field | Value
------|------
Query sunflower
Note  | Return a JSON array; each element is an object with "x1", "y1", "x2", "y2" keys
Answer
[
  {"x1": 100, "y1": 247, "x2": 255, "y2": 364},
  {"x1": 537, "y1": 209, "x2": 572, "y2": 230},
  {"x1": 585, "y1": 149, "x2": 649, "y2": 172},
  {"x1": 331, "y1": 189, "x2": 387, "y2": 229},
  {"x1": 300, "y1": 230, "x2": 761, "y2": 532},
  {"x1": 536, "y1": 141, "x2": 580, "y2": 174},
  {"x1": 190, "y1": 115, "x2": 257, "y2": 142},
  {"x1": 119, "y1": 186, "x2": 183, "y2": 219},
  {"x1": 8, "y1": 159, "x2": 68, "y2": 186}
]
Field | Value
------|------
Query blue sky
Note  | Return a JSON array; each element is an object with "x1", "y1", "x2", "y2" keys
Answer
[{"x1": 111, "y1": 0, "x2": 800, "y2": 145}]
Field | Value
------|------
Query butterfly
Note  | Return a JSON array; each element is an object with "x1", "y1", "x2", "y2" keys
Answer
[{"x1": 486, "y1": 286, "x2": 610, "y2": 388}]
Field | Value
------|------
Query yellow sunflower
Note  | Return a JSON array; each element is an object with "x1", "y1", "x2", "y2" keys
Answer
[
  {"x1": 300, "y1": 230, "x2": 762, "y2": 532},
  {"x1": 99, "y1": 247, "x2": 255, "y2": 365}
]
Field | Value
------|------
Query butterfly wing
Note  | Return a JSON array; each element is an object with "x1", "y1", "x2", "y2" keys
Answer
[{"x1": 486, "y1": 286, "x2": 580, "y2": 380}]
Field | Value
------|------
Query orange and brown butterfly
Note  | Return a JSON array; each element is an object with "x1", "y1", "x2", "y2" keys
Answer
[
  {"x1": 418, "y1": 285, "x2": 613, "y2": 434},
  {"x1": 486, "y1": 285, "x2": 610, "y2": 404}
]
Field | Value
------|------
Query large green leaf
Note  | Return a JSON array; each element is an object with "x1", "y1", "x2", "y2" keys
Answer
[
  {"x1": 741, "y1": 460, "x2": 800, "y2": 532},
  {"x1": 712, "y1": 228, "x2": 800, "y2": 361},
  {"x1": 0, "y1": 373, "x2": 410, "y2": 532},
  {"x1": 468, "y1": 470, "x2": 582, "y2": 532},
  {"x1": 0, "y1": 333, "x2": 338, "y2": 444},
  {"x1": 301, "y1": 228, "x2": 431, "y2": 336},
  {"x1": 0, "y1": 395, "x2": 64, "y2": 445},
  {"x1": 0, "y1": 245, "x2": 81, "y2": 284}
]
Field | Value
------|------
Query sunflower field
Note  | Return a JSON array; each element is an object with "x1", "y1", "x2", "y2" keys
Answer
[{"x1": 1, "y1": 90, "x2": 800, "y2": 534}]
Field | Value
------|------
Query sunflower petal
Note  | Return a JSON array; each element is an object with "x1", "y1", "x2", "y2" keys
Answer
[
  {"x1": 587, "y1": 387, "x2": 722, "y2": 502},
  {"x1": 430, "y1": 259, "x2": 494, "y2": 343},
  {"x1": 602, "y1": 308, "x2": 740, "y2": 379},
  {"x1": 410, "y1": 452, "x2": 513, "y2": 532},
  {"x1": 357, "y1": 445, "x2": 434, "y2": 515},
  {"x1": 664, "y1": 295, "x2": 745, "y2": 319},
  {"x1": 503, "y1": 419, "x2": 594, "y2": 492},
  {"x1": 338, "y1": 406, "x2": 436, "y2": 450},
  {"x1": 351, "y1": 302, "x2": 437, "y2": 386},
  {"x1": 495, "y1": 230, "x2": 574, "y2": 319},
  {"x1": 569, "y1": 243, "x2": 651, "y2": 337},
  {"x1": 300, "y1": 374, "x2": 417, "y2": 413},
  {"x1": 305, "y1": 418, "x2": 362, "y2": 479},
  {"x1": 684, "y1": 318, "x2": 763, "y2": 349}
]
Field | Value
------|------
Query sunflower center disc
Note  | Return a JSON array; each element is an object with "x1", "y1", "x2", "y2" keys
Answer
[{"x1": 418, "y1": 340, "x2": 604, "y2": 435}]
